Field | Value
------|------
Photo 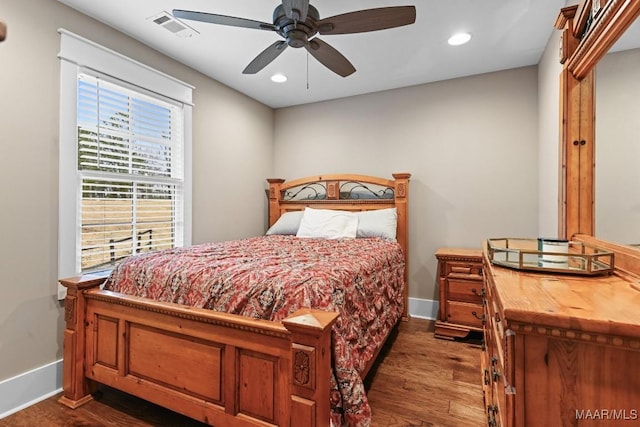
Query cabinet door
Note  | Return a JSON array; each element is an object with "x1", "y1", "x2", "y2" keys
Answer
[{"x1": 559, "y1": 68, "x2": 594, "y2": 238}]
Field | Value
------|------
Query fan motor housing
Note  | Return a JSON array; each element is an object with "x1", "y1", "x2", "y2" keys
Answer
[{"x1": 273, "y1": 4, "x2": 320, "y2": 48}]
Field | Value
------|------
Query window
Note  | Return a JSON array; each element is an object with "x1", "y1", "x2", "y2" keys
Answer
[
  {"x1": 77, "y1": 75, "x2": 184, "y2": 271},
  {"x1": 59, "y1": 30, "x2": 192, "y2": 280}
]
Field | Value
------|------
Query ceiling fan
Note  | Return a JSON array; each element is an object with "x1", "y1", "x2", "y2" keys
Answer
[{"x1": 173, "y1": 1, "x2": 416, "y2": 77}]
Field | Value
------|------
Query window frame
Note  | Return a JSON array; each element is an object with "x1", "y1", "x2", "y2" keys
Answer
[{"x1": 58, "y1": 29, "x2": 193, "y2": 282}]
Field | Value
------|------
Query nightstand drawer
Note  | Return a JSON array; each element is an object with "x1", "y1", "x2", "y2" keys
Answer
[
  {"x1": 448, "y1": 279, "x2": 484, "y2": 303},
  {"x1": 446, "y1": 301, "x2": 484, "y2": 327},
  {"x1": 445, "y1": 261, "x2": 483, "y2": 280}
]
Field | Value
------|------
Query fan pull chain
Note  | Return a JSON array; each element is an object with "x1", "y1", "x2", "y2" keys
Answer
[{"x1": 306, "y1": 50, "x2": 309, "y2": 90}]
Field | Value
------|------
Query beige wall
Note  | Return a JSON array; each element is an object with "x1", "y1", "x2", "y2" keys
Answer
[
  {"x1": 0, "y1": 0, "x2": 273, "y2": 381},
  {"x1": 274, "y1": 66, "x2": 540, "y2": 301}
]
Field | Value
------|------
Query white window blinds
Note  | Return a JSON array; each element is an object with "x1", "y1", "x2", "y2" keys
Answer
[{"x1": 77, "y1": 74, "x2": 184, "y2": 272}]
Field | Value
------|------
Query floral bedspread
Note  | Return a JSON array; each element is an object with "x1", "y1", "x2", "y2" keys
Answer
[{"x1": 104, "y1": 235, "x2": 405, "y2": 427}]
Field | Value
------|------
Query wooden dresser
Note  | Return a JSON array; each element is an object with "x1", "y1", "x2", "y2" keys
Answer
[
  {"x1": 434, "y1": 248, "x2": 484, "y2": 340},
  {"x1": 481, "y1": 243, "x2": 640, "y2": 427}
]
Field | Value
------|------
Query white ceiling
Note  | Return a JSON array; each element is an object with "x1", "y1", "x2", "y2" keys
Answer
[{"x1": 59, "y1": 0, "x2": 572, "y2": 108}]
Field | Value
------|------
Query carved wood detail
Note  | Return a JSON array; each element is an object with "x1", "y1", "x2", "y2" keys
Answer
[
  {"x1": 437, "y1": 254, "x2": 482, "y2": 264},
  {"x1": 85, "y1": 292, "x2": 291, "y2": 339},
  {"x1": 65, "y1": 296, "x2": 76, "y2": 325},
  {"x1": 294, "y1": 350, "x2": 310, "y2": 385},
  {"x1": 292, "y1": 343, "x2": 315, "y2": 390},
  {"x1": 326, "y1": 181, "x2": 338, "y2": 199},
  {"x1": 566, "y1": 0, "x2": 639, "y2": 79}
]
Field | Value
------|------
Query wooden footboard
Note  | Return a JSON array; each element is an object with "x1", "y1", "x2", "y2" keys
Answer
[{"x1": 59, "y1": 275, "x2": 338, "y2": 427}]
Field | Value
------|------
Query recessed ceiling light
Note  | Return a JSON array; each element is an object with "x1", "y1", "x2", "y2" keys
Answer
[
  {"x1": 448, "y1": 32, "x2": 471, "y2": 46},
  {"x1": 271, "y1": 73, "x2": 287, "y2": 83}
]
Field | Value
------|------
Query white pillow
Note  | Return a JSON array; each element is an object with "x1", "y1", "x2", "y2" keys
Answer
[
  {"x1": 266, "y1": 211, "x2": 304, "y2": 235},
  {"x1": 356, "y1": 208, "x2": 397, "y2": 239},
  {"x1": 296, "y1": 208, "x2": 358, "y2": 239}
]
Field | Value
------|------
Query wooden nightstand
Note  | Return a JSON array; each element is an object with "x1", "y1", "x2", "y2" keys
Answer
[{"x1": 434, "y1": 248, "x2": 484, "y2": 340}]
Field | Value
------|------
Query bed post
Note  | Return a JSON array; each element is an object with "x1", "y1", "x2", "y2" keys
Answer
[
  {"x1": 282, "y1": 309, "x2": 339, "y2": 427},
  {"x1": 58, "y1": 275, "x2": 106, "y2": 408},
  {"x1": 267, "y1": 178, "x2": 286, "y2": 227},
  {"x1": 392, "y1": 173, "x2": 411, "y2": 319}
]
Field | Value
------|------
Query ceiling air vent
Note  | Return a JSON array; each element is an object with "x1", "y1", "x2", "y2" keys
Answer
[{"x1": 148, "y1": 11, "x2": 198, "y2": 38}]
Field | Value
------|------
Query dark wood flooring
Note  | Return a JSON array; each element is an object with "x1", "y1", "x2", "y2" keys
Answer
[{"x1": 0, "y1": 318, "x2": 484, "y2": 427}]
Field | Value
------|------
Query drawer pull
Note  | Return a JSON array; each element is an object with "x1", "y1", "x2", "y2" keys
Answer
[
  {"x1": 472, "y1": 310, "x2": 485, "y2": 320},
  {"x1": 491, "y1": 356, "x2": 498, "y2": 366},
  {"x1": 471, "y1": 287, "x2": 486, "y2": 297},
  {"x1": 472, "y1": 310, "x2": 486, "y2": 326},
  {"x1": 487, "y1": 405, "x2": 498, "y2": 427},
  {"x1": 492, "y1": 367, "x2": 501, "y2": 382}
]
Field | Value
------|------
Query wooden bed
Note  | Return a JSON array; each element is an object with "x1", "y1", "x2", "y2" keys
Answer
[{"x1": 59, "y1": 172, "x2": 410, "y2": 427}]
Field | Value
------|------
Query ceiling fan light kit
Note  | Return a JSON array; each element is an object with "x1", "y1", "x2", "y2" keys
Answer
[{"x1": 172, "y1": 0, "x2": 416, "y2": 77}]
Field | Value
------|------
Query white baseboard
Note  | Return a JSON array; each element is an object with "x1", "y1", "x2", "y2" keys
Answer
[
  {"x1": 408, "y1": 297, "x2": 439, "y2": 320},
  {"x1": 0, "y1": 359, "x2": 62, "y2": 419},
  {"x1": 0, "y1": 298, "x2": 438, "y2": 418}
]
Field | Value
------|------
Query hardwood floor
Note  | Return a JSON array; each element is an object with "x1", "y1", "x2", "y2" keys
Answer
[
  {"x1": 0, "y1": 318, "x2": 484, "y2": 427},
  {"x1": 366, "y1": 318, "x2": 484, "y2": 426}
]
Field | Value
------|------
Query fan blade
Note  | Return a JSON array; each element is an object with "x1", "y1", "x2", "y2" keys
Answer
[
  {"x1": 282, "y1": 0, "x2": 309, "y2": 22},
  {"x1": 243, "y1": 41, "x2": 288, "y2": 74},
  {"x1": 317, "y1": 6, "x2": 416, "y2": 35},
  {"x1": 305, "y1": 38, "x2": 355, "y2": 77},
  {"x1": 173, "y1": 9, "x2": 276, "y2": 31}
]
